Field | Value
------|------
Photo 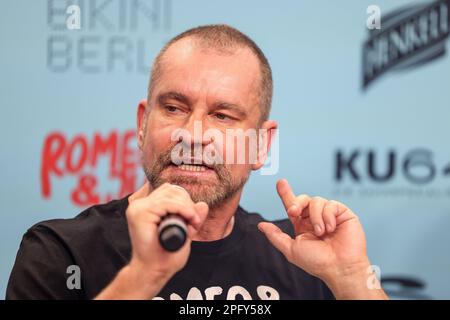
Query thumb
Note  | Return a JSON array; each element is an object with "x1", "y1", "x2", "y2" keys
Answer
[
  {"x1": 258, "y1": 222, "x2": 294, "y2": 261},
  {"x1": 194, "y1": 201, "x2": 209, "y2": 224}
]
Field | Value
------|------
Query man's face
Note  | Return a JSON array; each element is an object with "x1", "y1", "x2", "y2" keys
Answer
[{"x1": 138, "y1": 38, "x2": 265, "y2": 208}]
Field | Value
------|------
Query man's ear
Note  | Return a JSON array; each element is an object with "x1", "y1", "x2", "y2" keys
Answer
[
  {"x1": 252, "y1": 120, "x2": 278, "y2": 171},
  {"x1": 137, "y1": 99, "x2": 147, "y2": 150}
]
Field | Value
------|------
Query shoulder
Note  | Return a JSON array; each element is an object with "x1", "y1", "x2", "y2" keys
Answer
[
  {"x1": 6, "y1": 196, "x2": 131, "y2": 299},
  {"x1": 26, "y1": 196, "x2": 129, "y2": 245},
  {"x1": 17, "y1": 196, "x2": 131, "y2": 271}
]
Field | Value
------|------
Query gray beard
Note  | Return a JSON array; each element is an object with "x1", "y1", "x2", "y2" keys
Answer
[{"x1": 142, "y1": 149, "x2": 249, "y2": 209}]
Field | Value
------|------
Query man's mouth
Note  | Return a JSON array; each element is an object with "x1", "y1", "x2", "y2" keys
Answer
[
  {"x1": 167, "y1": 158, "x2": 216, "y2": 174},
  {"x1": 169, "y1": 156, "x2": 216, "y2": 172},
  {"x1": 176, "y1": 164, "x2": 209, "y2": 172}
]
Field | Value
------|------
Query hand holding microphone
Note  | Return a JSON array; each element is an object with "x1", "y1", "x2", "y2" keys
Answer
[
  {"x1": 125, "y1": 182, "x2": 208, "y2": 285},
  {"x1": 158, "y1": 214, "x2": 187, "y2": 252}
]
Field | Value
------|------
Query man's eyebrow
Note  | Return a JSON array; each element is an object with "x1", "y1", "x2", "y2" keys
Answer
[
  {"x1": 157, "y1": 91, "x2": 190, "y2": 105},
  {"x1": 212, "y1": 102, "x2": 248, "y2": 118},
  {"x1": 157, "y1": 93, "x2": 248, "y2": 117}
]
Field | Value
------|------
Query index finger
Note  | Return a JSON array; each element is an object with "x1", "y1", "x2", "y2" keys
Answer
[{"x1": 276, "y1": 179, "x2": 297, "y2": 211}]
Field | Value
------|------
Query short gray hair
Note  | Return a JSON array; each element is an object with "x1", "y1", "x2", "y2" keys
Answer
[{"x1": 147, "y1": 24, "x2": 273, "y2": 122}]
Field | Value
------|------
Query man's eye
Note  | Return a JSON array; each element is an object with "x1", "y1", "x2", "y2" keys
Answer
[
  {"x1": 214, "y1": 113, "x2": 232, "y2": 121},
  {"x1": 165, "y1": 105, "x2": 180, "y2": 113}
]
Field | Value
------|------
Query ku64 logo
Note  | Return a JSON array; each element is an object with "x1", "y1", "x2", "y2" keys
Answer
[{"x1": 335, "y1": 148, "x2": 450, "y2": 184}]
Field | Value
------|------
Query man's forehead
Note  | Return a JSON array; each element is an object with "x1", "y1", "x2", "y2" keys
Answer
[
  {"x1": 162, "y1": 37, "x2": 199, "y2": 61},
  {"x1": 160, "y1": 38, "x2": 260, "y2": 76},
  {"x1": 162, "y1": 37, "x2": 255, "y2": 61},
  {"x1": 155, "y1": 38, "x2": 261, "y2": 107}
]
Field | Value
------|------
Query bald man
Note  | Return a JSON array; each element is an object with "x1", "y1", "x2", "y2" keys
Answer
[{"x1": 7, "y1": 24, "x2": 387, "y2": 300}]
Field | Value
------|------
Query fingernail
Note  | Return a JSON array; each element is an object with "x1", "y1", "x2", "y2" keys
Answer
[
  {"x1": 257, "y1": 224, "x2": 264, "y2": 233},
  {"x1": 314, "y1": 224, "x2": 322, "y2": 235},
  {"x1": 326, "y1": 224, "x2": 333, "y2": 232}
]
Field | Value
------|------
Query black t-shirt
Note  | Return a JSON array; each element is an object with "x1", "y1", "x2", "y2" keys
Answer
[{"x1": 6, "y1": 196, "x2": 334, "y2": 300}]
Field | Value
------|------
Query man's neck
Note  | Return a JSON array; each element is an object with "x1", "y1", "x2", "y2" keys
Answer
[{"x1": 193, "y1": 192, "x2": 241, "y2": 242}]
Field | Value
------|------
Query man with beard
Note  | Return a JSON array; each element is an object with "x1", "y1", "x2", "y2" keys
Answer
[{"x1": 6, "y1": 25, "x2": 388, "y2": 300}]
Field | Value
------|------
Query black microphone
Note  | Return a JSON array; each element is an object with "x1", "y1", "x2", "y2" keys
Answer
[{"x1": 158, "y1": 214, "x2": 188, "y2": 252}]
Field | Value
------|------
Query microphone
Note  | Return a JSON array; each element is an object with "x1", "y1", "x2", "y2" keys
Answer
[{"x1": 158, "y1": 214, "x2": 188, "y2": 252}]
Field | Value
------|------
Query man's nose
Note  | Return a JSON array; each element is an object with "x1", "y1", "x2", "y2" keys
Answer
[{"x1": 181, "y1": 114, "x2": 213, "y2": 147}]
